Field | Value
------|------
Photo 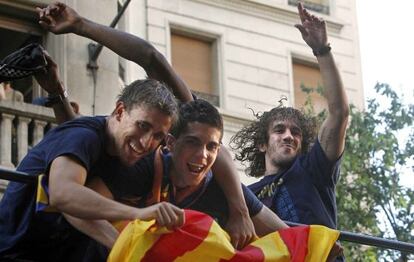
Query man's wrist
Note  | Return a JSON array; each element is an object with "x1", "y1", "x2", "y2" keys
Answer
[
  {"x1": 45, "y1": 89, "x2": 68, "y2": 106},
  {"x1": 312, "y1": 44, "x2": 331, "y2": 57},
  {"x1": 77, "y1": 18, "x2": 91, "y2": 37},
  {"x1": 228, "y1": 203, "x2": 249, "y2": 216}
]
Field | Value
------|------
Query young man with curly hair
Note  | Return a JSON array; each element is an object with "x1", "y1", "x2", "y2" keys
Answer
[{"x1": 231, "y1": 3, "x2": 349, "y2": 233}]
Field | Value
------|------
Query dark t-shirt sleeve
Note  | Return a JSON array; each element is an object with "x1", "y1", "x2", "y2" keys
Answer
[
  {"x1": 242, "y1": 184, "x2": 264, "y2": 217},
  {"x1": 100, "y1": 152, "x2": 155, "y2": 201},
  {"x1": 46, "y1": 128, "x2": 102, "y2": 171},
  {"x1": 18, "y1": 127, "x2": 102, "y2": 176},
  {"x1": 301, "y1": 139, "x2": 342, "y2": 187}
]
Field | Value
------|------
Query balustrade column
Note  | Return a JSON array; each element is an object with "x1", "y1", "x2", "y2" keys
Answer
[
  {"x1": 17, "y1": 116, "x2": 31, "y2": 163},
  {"x1": 32, "y1": 120, "x2": 47, "y2": 146},
  {"x1": 0, "y1": 113, "x2": 15, "y2": 168}
]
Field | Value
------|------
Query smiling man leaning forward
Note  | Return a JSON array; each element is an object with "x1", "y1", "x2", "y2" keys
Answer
[{"x1": 0, "y1": 79, "x2": 185, "y2": 261}]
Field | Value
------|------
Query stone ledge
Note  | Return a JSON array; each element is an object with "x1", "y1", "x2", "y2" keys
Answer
[
  {"x1": 192, "y1": 0, "x2": 344, "y2": 34},
  {"x1": 0, "y1": 101, "x2": 55, "y2": 122}
]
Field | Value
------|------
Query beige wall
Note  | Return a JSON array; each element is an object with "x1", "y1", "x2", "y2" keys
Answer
[
  {"x1": 140, "y1": 0, "x2": 364, "y2": 182},
  {"x1": 0, "y1": 0, "x2": 364, "y2": 185}
]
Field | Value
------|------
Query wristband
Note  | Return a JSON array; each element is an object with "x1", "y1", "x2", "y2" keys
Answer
[
  {"x1": 312, "y1": 44, "x2": 331, "y2": 57},
  {"x1": 45, "y1": 90, "x2": 68, "y2": 107}
]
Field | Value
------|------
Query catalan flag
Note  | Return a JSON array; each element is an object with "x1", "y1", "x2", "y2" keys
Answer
[
  {"x1": 35, "y1": 174, "x2": 57, "y2": 213},
  {"x1": 109, "y1": 210, "x2": 339, "y2": 262}
]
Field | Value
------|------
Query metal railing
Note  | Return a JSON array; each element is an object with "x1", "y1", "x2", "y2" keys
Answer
[
  {"x1": 285, "y1": 221, "x2": 414, "y2": 254},
  {"x1": 0, "y1": 167, "x2": 413, "y2": 255}
]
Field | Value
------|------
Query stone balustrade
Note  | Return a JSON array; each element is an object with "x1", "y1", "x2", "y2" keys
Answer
[{"x1": 0, "y1": 101, "x2": 56, "y2": 193}]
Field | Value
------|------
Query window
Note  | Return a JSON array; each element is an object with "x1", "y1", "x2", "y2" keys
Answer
[
  {"x1": 0, "y1": 4, "x2": 43, "y2": 103},
  {"x1": 0, "y1": 28, "x2": 42, "y2": 103},
  {"x1": 171, "y1": 32, "x2": 219, "y2": 106},
  {"x1": 292, "y1": 60, "x2": 327, "y2": 113},
  {"x1": 288, "y1": 0, "x2": 330, "y2": 15}
]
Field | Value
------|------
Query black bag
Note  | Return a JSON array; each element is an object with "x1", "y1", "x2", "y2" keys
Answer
[{"x1": 0, "y1": 43, "x2": 47, "y2": 83}]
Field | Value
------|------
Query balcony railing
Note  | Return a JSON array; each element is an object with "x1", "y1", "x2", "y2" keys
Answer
[
  {"x1": 0, "y1": 166, "x2": 413, "y2": 257},
  {"x1": 0, "y1": 100, "x2": 56, "y2": 172}
]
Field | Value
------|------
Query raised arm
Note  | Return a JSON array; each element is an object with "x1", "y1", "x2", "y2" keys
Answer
[
  {"x1": 212, "y1": 148, "x2": 256, "y2": 249},
  {"x1": 37, "y1": 2, "x2": 192, "y2": 102},
  {"x1": 34, "y1": 50, "x2": 76, "y2": 123},
  {"x1": 295, "y1": 3, "x2": 349, "y2": 161}
]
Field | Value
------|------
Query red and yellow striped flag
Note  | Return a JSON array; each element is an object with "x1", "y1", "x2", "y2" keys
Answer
[{"x1": 108, "y1": 210, "x2": 339, "y2": 262}]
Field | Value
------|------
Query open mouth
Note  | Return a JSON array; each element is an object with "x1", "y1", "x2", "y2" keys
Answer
[
  {"x1": 187, "y1": 162, "x2": 205, "y2": 174},
  {"x1": 129, "y1": 141, "x2": 145, "y2": 156}
]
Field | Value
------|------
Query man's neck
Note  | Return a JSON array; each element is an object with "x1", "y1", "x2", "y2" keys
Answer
[
  {"x1": 105, "y1": 116, "x2": 117, "y2": 157},
  {"x1": 264, "y1": 167, "x2": 280, "y2": 176},
  {"x1": 264, "y1": 162, "x2": 290, "y2": 176},
  {"x1": 169, "y1": 166, "x2": 203, "y2": 203}
]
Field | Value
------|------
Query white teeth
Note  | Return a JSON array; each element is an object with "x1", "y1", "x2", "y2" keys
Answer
[
  {"x1": 129, "y1": 142, "x2": 143, "y2": 154},
  {"x1": 188, "y1": 163, "x2": 204, "y2": 173}
]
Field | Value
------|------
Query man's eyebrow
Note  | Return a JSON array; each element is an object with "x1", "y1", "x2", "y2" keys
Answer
[
  {"x1": 135, "y1": 120, "x2": 153, "y2": 127},
  {"x1": 183, "y1": 135, "x2": 200, "y2": 140}
]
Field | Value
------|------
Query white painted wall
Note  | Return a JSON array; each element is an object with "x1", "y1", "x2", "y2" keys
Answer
[{"x1": 43, "y1": 0, "x2": 363, "y2": 184}]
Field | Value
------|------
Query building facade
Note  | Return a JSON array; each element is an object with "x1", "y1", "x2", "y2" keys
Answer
[{"x1": 0, "y1": 0, "x2": 364, "y2": 187}]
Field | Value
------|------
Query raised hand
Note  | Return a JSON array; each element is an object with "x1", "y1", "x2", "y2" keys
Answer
[
  {"x1": 36, "y1": 2, "x2": 82, "y2": 35},
  {"x1": 294, "y1": 2, "x2": 328, "y2": 51},
  {"x1": 34, "y1": 49, "x2": 65, "y2": 95},
  {"x1": 137, "y1": 202, "x2": 185, "y2": 230}
]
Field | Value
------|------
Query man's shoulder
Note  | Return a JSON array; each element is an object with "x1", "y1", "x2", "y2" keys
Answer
[
  {"x1": 49, "y1": 116, "x2": 106, "y2": 139},
  {"x1": 59, "y1": 115, "x2": 106, "y2": 130}
]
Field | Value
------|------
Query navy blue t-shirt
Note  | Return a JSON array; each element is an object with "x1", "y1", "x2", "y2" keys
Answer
[
  {"x1": 108, "y1": 149, "x2": 263, "y2": 227},
  {"x1": 0, "y1": 116, "x2": 136, "y2": 257},
  {"x1": 248, "y1": 139, "x2": 341, "y2": 229}
]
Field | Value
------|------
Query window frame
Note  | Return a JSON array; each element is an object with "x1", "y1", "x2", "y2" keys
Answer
[
  {"x1": 287, "y1": 0, "x2": 332, "y2": 15},
  {"x1": 288, "y1": 52, "x2": 324, "y2": 110},
  {"x1": 165, "y1": 18, "x2": 226, "y2": 108}
]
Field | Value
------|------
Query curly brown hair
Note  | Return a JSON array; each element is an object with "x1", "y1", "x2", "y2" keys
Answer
[{"x1": 230, "y1": 106, "x2": 318, "y2": 177}]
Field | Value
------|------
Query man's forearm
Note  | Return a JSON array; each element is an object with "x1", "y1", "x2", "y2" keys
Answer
[
  {"x1": 252, "y1": 206, "x2": 288, "y2": 237},
  {"x1": 75, "y1": 18, "x2": 193, "y2": 102},
  {"x1": 51, "y1": 180, "x2": 140, "y2": 221},
  {"x1": 63, "y1": 213, "x2": 118, "y2": 248},
  {"x1": 317, "y1": 52, "x2": 349, "y2": 117},
  {"x1": 212, "y1": 148, "x2": 249, "y2": 215},
  {"x1": 52, "y1": 97, "x2": 77, "y2": 124},
  {"x1": 317, "y1": 52, "x2": 349, "y2": 160}
]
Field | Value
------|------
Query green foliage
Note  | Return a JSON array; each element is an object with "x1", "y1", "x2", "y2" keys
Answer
[{"x1": 302, "y1": 83, "x2": 414, "y2": 261}]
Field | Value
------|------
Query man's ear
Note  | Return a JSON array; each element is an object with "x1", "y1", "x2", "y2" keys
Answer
[
  {"x1": 165, "y1": 134, "x2": 176, "y2": 150},
  {"x1": 258, "y1": 143, "x2": 267, "y2": 153},
  {"x1": 114, "y1": 101, "x2": 125, "y2": 121}
]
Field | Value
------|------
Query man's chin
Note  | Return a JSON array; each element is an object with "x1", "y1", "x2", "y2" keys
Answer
[
  {"x1": 273, "y1": 156, "x2": 296, "y2": 168},
  {"x1": 121, "y1": 155, "x2": 143, "y2": 166}
]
